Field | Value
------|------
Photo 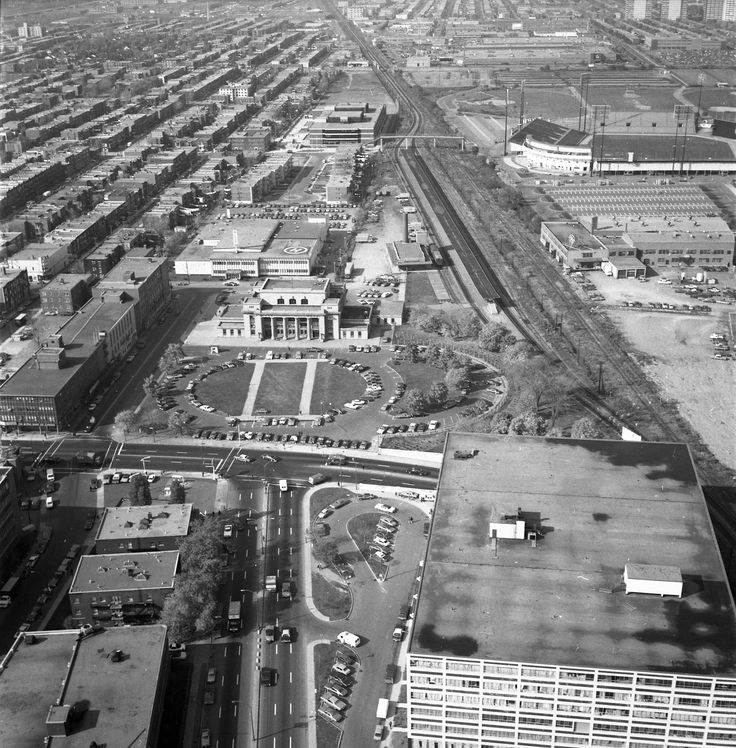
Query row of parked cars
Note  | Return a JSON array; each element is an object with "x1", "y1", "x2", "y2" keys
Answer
[
  {"x1": 318, "y1": 633, "x2": 363, "y2": 724},
  {"x1": 369, "y1": 514, "x2": 399, "y2": 563},
  {"x1": 376, "y1": 420, "x2": 440, "y2": 435}
]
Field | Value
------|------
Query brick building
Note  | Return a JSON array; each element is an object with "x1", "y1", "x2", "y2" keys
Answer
[
  {"x1": 39, "y1": 273, "x2": 92, "y2": 315},
  {"x1": 95, "y1": 503, "x2": 193, "y2": 554}
]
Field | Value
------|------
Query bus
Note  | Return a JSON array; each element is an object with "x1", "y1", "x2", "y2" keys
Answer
[
  {"x1": 13, "y1": 313, "x2": 27, "y2": 327},
  {"x1": 227, "y1": 600, "x2": 242, "y2": 632}
]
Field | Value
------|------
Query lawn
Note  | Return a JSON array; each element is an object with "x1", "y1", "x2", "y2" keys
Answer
[
  {"x1": 389, "y1": 361, "x2": 446, "y2": 395},
  {"x1": 310, "y1": 486, "x2": 355, "y2": 521},
  {"x1": 309, "y1": 363, "x2": 366, "y2": 414},
  {"x1": 314, "y1": 642, "x2": 344, "y2": 747},
  {"x1": 404, "y1": 272, "x2": 439, "y2": 306},
  {"x1": 311, "y1": 572, "x2": 351, "y2": 620},
  {"x1": 584, "y1": 85, "x2": 679, "y2": 113},
  {"x1": 195, "y1": 364, "x2": 254, "y2": 414},
  {"x1": 347, "y1": 512, "x2": 389, "y2": 579},
  {"x1": 252, "y1": 361, "x2": 307, "y2": 414}
]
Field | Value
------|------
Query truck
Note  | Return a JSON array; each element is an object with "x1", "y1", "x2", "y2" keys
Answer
[
  {"x1": 392, "y1": 623, "x2": 405, "y2": 641},
  {"x1": 227, "y1": 600, "x2": 242, "y2": 632},
  {"x1": 326, "y1": 455, "x2": 346, "y2": 466},
  {"x1": 0, "y1": 576, "x2": 21, "y2": 607},
  {"x1": 308, "y1": 473, "x2": 327, "y2": 485},
  {"x1": 376, "y1": 698, "x2": 390, "y2": 720},
  {"x1": 266, "y1": 575, "x2": 278, "y2": 592}
]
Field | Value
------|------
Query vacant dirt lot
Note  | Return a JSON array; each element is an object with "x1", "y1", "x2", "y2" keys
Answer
[{"x1": 609, "y1": 308, "x2": 735, "y2": 471}]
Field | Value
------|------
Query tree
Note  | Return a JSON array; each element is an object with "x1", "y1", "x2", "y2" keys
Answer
[
  {"x1": 412, "y1": 306, "x2": 445, "y2": 334},
  {"x1": 168, "y1": 478, "x2": 186, "y2": 504},
  {"x1": 160, "y1": 342, "x2": 185, "y2": 373},
  {"x1": 445, "y1": 366, "x2": 471, "y2": 392},
  {"x1": 114, "y1": 409, "x2": 137, "y2": 440},
  {"x1": 167, "y1": 410, "x2": 189, "y2": 436},
  {"x1": 571, "y1": 416, "x2": 602, "y2": 439},
  {"x1": 509, "y1": 411, "x2": 548, "y2": 435},
  {"x1": 510, "y1": 358, "x2": 548, "y2": 412},
  {"x1": 547, "y1": 374, "x2": 575, "y2": 427},
  {"x1": 497, "y1": 186, "x2": 523, "y2": 211},
  {"x1": 428, "y1": 381, "x2": 449, "y2": 408},
  {"x1": 313, "y1": 538, "x2": 339, "y2": 567},
  {"x1": 404, "y1": 388, "x2": 428, "y2": 415},
  {"x1": 143, "y1": 374, "x2": 158, "y2": 399},
  {"x1": 479, "y1": 321, "x2": 516, "y2": 352},
  {"x1": 445, "y1": 309, "x2": 480, "y2": 340},
  {"x1": 503, "y1": 340, "x2": 537, "y2": 363},
  {"x1": 129, "y1": 473, "x2": 152, "y2": 506}
]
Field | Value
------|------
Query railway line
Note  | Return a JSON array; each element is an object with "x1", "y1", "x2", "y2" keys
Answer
[{"x1": 323, "y1": 1, "x2": 736, "y2": 581}]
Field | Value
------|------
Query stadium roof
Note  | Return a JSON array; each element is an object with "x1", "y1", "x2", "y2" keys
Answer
[
  {"x1": 411, "y1": 434, "x2": 736, "y2": 676},
  {"x1": 509, "y1": 118, "x2": 589, "y2": 148}
]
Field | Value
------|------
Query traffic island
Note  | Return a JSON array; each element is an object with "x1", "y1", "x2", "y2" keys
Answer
[
  {"x1": 310, "y1": 572, "x2": 351, "y2": 620},
  {"x1": 346, "y1": 512, "x2": 389, "y2": 580}
]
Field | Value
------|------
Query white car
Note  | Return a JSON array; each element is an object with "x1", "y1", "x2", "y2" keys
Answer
[
  {"x1": 428, "y1": 420, "x2": 439, "y2": 430},
  {"x1": 374, "y1": 502, "x2": 397, "y2": 514},
  {"x1": 336, "y1": 631, "x2": 361, "y2": 648},
  {"x1": 236, "y1": 453, "x2": 255, "y2": 462},
  {"x1": 372, "y1": 548, "x2": 390, "y2": 562},
  {"x1": 372, "y1": 536, "x2": 392, "y2": 548}
]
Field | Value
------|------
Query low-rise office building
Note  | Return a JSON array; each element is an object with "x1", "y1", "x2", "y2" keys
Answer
[
  {"x1": 308, "y1": 102, "x2": 387, "y2": 147},
  {"x1": 0, "y1": 625, "x2": 168, "y2": 747},
  {"x1": 95, "y1": 503, "x2": 193, "y2": 554},
  {"x1": 69, "y1": 550, "x2": 179, "y2": 627},
  {"x1": 175, "y1": 218, "x2": 326, "y2": 279},
  {"x1": 407, "y1": 434, "x2": 736, "y2": 748},
  {"x1": 5, "y1": 241, "x2": 70, "y2": 282}
]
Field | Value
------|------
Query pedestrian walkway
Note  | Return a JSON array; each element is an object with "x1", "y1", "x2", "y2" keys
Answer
[
  {"x1": 299, "y1": 359, "x2": 318, "y2": 415},
  {"x1": 240, "y1": 359, "x2": 265, "y2": 417}
]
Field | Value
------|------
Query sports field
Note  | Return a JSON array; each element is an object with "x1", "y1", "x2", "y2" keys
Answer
[{"x1": 309, "y1": 364, "x2": 366, "y2": 413}]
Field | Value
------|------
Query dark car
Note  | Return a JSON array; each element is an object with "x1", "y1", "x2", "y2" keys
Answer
[
  {"x1": 260, "y1": 666, "x2": 276, "y2": 686},
  {"x1": 408, "y1": 467, "x2": 428, "y2": 476}
]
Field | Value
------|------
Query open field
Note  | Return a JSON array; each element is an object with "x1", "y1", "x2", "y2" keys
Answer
[
  {"x1": 390, "y1": 361, "x2": 446, "y2": 394},
  {"x1": 195, "y1": 365, "x2": 254, "y2": 414},
  {"x1": 682, "y1": 86, "x2": 736, "y2": 112},
  {"x1": 309, "y1": 363, "x2": 366, "y2": 413},
  {"x1": 593, "y1": 133, "x2": 733, "y2": 162},
  {"x1": 608, "y1": 309, "x2": 736, "y2": 471},
  {"x1": 252, "y1": 362, "x2": 307, "y2": 414},
  {"x1": 585, "y1": 84, "x2": 680, "y2": 113}
]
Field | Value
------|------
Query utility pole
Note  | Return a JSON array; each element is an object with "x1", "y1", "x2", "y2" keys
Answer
[{"x1": 503, "y1": 87, "x2": 509, "y2": 156}]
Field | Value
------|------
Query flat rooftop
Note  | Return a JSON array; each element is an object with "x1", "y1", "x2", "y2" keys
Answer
[
  {"x1": 96, "y1": 503, "x2": 193, "y2": 544},
  {"x1": 69, "y1": 551, "x2": 179, "y2": 594},
  {"x1": 411, "y1": 434, "x2": 736, "y2": 675},
  {"x1": 97, "y1": 255, "x2": 167, "y2": 286},
  {"x1": 542, "y1": 221, "x2": 606, "y2": 251},
  {"x1": 0, "y1": 625, "x2": 167, "y2": 747},
  {"x1": 0, "y1": 295, "x2": 133, "y2": 398}
]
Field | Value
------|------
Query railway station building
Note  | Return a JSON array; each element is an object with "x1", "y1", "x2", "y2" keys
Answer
[{"x1": 407, "y1": 434, "x2": 736, "y2": 748}]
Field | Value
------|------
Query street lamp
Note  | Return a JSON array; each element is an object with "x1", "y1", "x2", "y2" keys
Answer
[{"x1": 140, "y1": 457, "x2": 149, "y2": 475}]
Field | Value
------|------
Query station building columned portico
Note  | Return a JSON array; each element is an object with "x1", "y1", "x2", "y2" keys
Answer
[{"x1": 231, "y1": 278, "x2": 371, "y2": 341}]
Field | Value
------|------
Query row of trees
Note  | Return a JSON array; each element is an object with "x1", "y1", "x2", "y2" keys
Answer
[
  {"x1": 161, "y1": 518, "x2": 224, "y2": 643},
  {"x1": 114, "y1": 407, "x2": 190, "y2": 438},
  {"x1": 485, "y1": 411, "x2": 602, "y2": 438}
]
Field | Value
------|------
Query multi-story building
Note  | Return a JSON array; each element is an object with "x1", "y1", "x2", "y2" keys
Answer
[
  {"x1": 69, "y1": 550, "x2": 179, "y2": 627},
  {"x1": 539, "y1": 221, "x2": 610, "y2": 271},
  {"x1": 624, "y1": 0, "x2": 656, "y2": 17},
  {"x1": 0, "y1": 625, "x2": 168, "y2": 747},
  {"x1": 95, "y1": 504, "x2": 193, "y2": 554},
  {"x1": 0, "y1": 294, "x2": 136, "y2": 431},
  {"x1": 0, "y1": 267, "x2": 31, "y2": 318},
  {"x1": 231, "y1": 153, "x2": 294, "y2": 204},
  {"x1": 308, "y1": 103, "x2": 387, "y2": 147},
  {"x1": 96, "y1": 256, "x2": 171, "y2": 333},
  {"x1": 5, "y1": 242, "x2": 70, "y2": 282},
  {"x1": 407, "y1": 434, "x2": 736, "y2": 748},
  {"x1": 40, "y1": 273, "x2": 92, "y2": 315},
  {"x1": 0, "y1": 467, "x2": 20, "y2": 583}
]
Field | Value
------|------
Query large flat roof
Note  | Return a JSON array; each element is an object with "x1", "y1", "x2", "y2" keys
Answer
[
  {"x1": 0, "y1": 625, "x2": 167, "y2": 747},
  {"x1": 69, "y1": 551, "x2": 178, "y2": 594},
  {"x1": 411, "y1": 434, "x2": 736, "y2": 676},
  {"x1": 96, "y1": 503, "x2": 192, "y2": 544}
]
